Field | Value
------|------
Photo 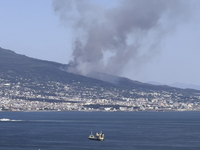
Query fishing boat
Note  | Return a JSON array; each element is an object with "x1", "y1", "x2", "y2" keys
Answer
[{"x1": 88, "y1": 131, "x2": 104, "y2": 141}]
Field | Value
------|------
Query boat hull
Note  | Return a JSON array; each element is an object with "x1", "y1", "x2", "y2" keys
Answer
[{"x1": 88, "y1": 137, "x2": 104, "y2": 141}]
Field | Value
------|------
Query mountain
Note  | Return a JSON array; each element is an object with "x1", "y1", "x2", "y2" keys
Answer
[
  {"x1": 170, "y1": 82, "x2": 200, "y2": 91},
  {"x1": 147, "y1": 81, "x2": 200, "y2": 91},
  {"x1": 0, "y1": 47, "x2": 174, "y2": 91},
  {"x1": 1, "y1": 47, "x2": 200, "y2": 111},
  {"x1": 0, "y1": 47, "x2": 113, "y2": 87},
  {"x1": 0, "y1": 46, "x2": 199, "y2": 94}
]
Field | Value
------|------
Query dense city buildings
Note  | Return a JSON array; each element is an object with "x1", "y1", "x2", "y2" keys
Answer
[{"x1": 1, "y1": 77, "x2": 200, "y2": 112}]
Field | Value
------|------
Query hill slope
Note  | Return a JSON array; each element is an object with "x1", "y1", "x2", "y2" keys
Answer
[
  {"x1": 0, "y1": 47, "x2": 115, "y2": 88},
  {"x1": 0, "y1": 47, "x2": 199, "y2": 95}
]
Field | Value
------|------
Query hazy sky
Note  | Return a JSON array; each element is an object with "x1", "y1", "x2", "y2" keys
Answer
[{"x1": 1, "y1": 0, "x2": 200, "y2": 86}]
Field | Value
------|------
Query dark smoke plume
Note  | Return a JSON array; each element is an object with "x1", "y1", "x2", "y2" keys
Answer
[{"x1": 53, "y1": 0, "x2": 190, "y2": 78}]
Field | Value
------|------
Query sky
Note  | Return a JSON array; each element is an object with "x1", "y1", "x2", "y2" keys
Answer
[{"x1": 1, "y1": 0, "x2": 200, "y2": 86}]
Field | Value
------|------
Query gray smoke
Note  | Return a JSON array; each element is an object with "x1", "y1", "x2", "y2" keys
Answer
[{"x1": 53, "y1": 0, "x2": 190, "y2": 77}]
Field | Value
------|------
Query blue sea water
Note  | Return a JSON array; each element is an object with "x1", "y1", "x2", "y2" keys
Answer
[{"x1": 0, "y1": 111, "x2": 200, "y2": 150}]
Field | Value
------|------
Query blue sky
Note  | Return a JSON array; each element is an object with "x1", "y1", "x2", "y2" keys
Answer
[
  {"x1": 1, "y1": 0, "x2": 200, "y2": 86},
  {"x1": 0, "y1": 0, "x2": 74, "y2": 63}
]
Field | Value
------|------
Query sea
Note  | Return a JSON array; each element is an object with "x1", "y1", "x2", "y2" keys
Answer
[{"x1": 0, "y1": 111, "x2": 200, "y2": 150}]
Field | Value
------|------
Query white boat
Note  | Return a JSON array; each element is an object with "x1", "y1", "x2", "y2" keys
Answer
[
  {"x1": 0, "y1": 118, "x2": 11, "y2": 121},
  {"x1": 88, "y1": 131, "x2": 104, "y2": 141}
]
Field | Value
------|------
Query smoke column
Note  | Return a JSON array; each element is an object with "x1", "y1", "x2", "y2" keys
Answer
[{"x1": 53, "y1": 0, "x2": 190, "y2": 78}]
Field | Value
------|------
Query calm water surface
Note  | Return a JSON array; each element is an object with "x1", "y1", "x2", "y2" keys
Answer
[{"x1": 0, "y1": 111, "x2": 200, "y2": 150}]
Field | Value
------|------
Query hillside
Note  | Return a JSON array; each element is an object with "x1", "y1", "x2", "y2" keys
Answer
[
  {"x1": 0, "y1": 47, "x2": 200, "y2": 111},
  {"x1": 0, "y1": 47, "x2": 114, "y2": 88},
  {"x1": 0, "y1": 47, "x2": 196, "y2": 93}
]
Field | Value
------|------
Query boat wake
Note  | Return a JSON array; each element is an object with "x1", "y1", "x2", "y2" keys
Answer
[{"x1": 10, "y1": 120, "x2": 23, "y2": 121}]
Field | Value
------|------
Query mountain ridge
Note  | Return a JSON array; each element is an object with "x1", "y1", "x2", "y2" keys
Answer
[
  {"x1": 0, "y1": 47, "x2": 199, "y2": 93},
  {"x1": 0, "y1": 47, "x2": 114, "y2": 87}
]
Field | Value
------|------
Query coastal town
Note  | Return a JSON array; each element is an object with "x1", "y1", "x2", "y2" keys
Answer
[{"x1": 1, "y1": 76, "x2": 200, "y2": 112}]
